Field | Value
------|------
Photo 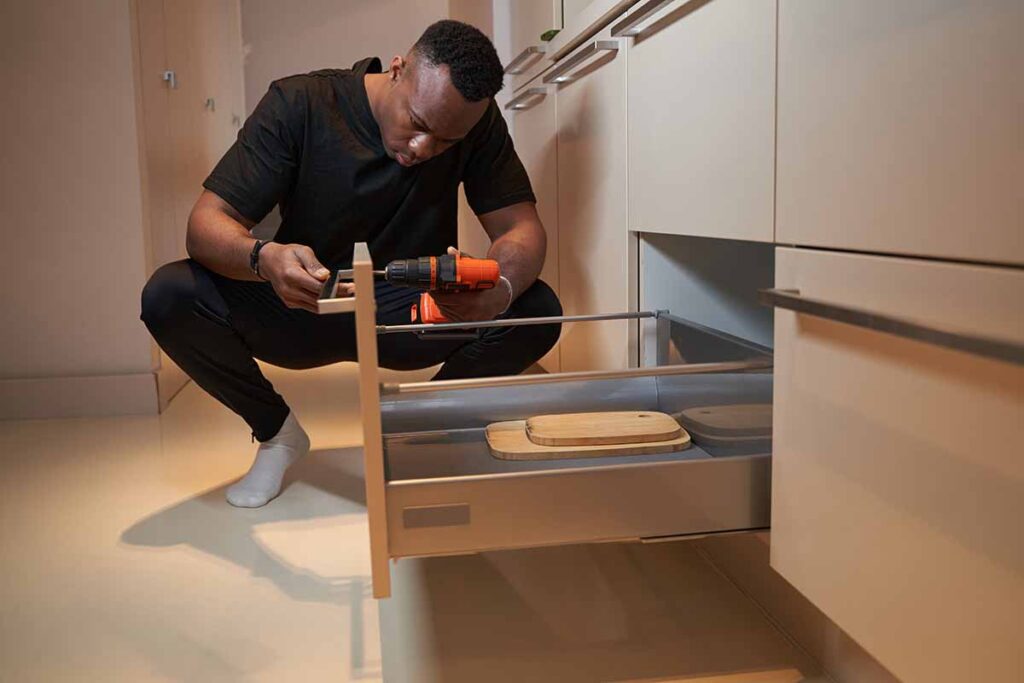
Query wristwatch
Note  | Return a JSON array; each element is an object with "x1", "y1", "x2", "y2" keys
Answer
[{"x1": 250, "y1": 239, "x2": 270, "y2": 281}]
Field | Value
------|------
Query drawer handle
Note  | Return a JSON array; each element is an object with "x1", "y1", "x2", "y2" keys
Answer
[
  {"x1": 760, "y1": 288, "x2": 1024, "y2": 366},
  {"x1": 611, "y1": 0, "x2": 694, "y2": 37},
  {"x1": 504, "y1": 44, "x2": 546, "y2": 74},
  {"x1": 543, "y1": 39, "x2": 619, "y2": 84},
  {"x1": 503, "y1": 87, "x2": 548, "y2": 111}
]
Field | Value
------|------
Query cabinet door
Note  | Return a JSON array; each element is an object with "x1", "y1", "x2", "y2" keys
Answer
[
  {"x1": 555, "y1": 39, "x2": 631, "y2": 371},
  {"x1": 508, "y1": 87, "x2": 561, "y2": 371},
  {"x1": 624, "y1": 0, "x2": 775, "y2": 242},
  {"x1": 777, "y1": 0, "x2": 1024, "y2": 265},
  {"x1": 770, "y1": 247, "x2": 1024, "y2": 682}
]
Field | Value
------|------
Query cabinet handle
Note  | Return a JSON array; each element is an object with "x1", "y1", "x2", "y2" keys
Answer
[
  {"x1": 503, "y1": 87, "x2": 548, "y2": 111},
  {"x1": 760, "y1": 288, "x2": 1024, "y2": 366},
  {"x1": 504, "y1": 44, "x2": 547, "y2": 74},
  {"x1": 543, "y1": 39, "x2": 619, "y2": 84},
  {"x1": 610, "y1": 0, "x2": 681, "y2": 37}
]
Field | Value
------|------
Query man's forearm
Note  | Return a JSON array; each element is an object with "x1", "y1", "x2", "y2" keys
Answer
[
  {"x1": 486, "y1": 226, "x2": 544, "y2": 301},
  {"x1": 186, "y1": 192, "x2": 262, "y2": 281}
]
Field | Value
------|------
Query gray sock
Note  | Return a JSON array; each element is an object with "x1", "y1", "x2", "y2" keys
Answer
[{"x1": 226, "y1": 411, "x2": 309, "y2": 508}]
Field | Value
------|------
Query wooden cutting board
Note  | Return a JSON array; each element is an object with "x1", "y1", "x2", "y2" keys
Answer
[
  {"x1": 525, "y1": 411, "x2": 683, "y2": 446},
  {"x1": 487, "y1": 420, "x2": 691, "y2": 461}
]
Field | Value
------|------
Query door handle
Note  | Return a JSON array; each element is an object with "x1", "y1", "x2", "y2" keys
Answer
[
  {"x1": 161, "y1": 69, "x2": 177, "y2": 89},
  {"x1": 760, "y1": 288, "x2": 1024, "y2": 366},
  {"x1": 504, "y1": 44, "x2": 547, "y2": 74},
  {"x1": 503, "y1": 87, "x2": 548, "y2": 111},
  {"x1": 610, "y1": 0, "x2": 692, "y2": 37},
  {"x1": 543, "y1": 39, "x2": 619, "y2": 85}
]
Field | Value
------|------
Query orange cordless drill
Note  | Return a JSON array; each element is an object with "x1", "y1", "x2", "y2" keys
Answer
[{"x1": 375, "y1": 253, "x2": 501, "y2": 324}]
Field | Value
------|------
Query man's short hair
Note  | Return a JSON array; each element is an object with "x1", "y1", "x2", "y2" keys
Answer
[{"x1": 412, "y1": 20, "x2": 504, "y2": 102}]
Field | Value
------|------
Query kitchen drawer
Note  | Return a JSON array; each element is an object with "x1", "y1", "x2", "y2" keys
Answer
[
  {"x1": 622, "y1": 0, "x2": 775, "y2": 242},
  {"x1": 768, "y1": 247, "x2": 1024, "y2": 682},
  {"x1": 776, "y1": 0, "x2": 1024, "y2": 265},
  {"x1": 329, "y1": 244, "x2": 775, "y2": 599}
]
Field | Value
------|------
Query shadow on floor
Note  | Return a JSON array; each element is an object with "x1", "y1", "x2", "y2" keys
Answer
[{"x1": 120, "y1": 447, "x2": 369, "y2": 605}]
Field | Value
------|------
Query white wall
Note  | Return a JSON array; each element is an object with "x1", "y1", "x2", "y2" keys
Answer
[
  {"x1": 240, "y1": 0, "x2": 450, "y2": 114},
  {"x1": 0, "y1": 1, "x2": 157, "y2": 416}
]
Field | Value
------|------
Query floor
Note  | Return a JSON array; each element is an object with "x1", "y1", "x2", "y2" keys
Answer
[{"x1": 0, "y1": 363, "x2": 827, "y2": 682}]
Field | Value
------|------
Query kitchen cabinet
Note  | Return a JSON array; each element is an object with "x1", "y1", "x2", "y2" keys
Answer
[
  {"x1": 776, "y1": 0, "x2": 1024, "y2": 265},
  {"x1": 505, "y1": 85, "x2": 561, "y2": 371},
  {"x1": 768, "y1": 246, "x2": 1024, "y2": 682},
  {"x1": 505, "y1": 0, "x2": 561, "y2": 90},
  {"x1": 554, "y1": 37, "x2": 633, "y2": 371},
  {"x1": 621, "y1": 0, "x2": 775, "y2": 242}
]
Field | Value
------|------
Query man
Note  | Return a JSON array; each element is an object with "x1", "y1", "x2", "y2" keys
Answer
[{"x1": 141, "y1": 21, "x2": 561, "y2": 508}]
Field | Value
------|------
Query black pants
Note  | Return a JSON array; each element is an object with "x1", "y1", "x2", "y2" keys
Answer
[{"x1": 141, "y1": 259, "x2": 562, "y2": 441}]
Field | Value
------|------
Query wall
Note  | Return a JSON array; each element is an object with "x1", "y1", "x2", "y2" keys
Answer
[
  {"x1": 0, "y1": 1, "x2": 157, "y2": 417},
  {"x1": 240, "y1": 0, "x2": 450, "y2": 114}
]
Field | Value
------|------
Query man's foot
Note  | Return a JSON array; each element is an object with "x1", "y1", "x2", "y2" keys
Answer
[{"x1": 226, "y1": 411, "x2": 310, "y2": 508}]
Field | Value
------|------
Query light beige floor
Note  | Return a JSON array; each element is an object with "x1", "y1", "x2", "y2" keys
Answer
[{"x1": 0, "y1": 363, "x2": 826, "y2": 682}]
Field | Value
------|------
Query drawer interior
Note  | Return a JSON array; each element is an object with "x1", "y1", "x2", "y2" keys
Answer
[{"x1": 383, "y1": 371, "x2": 772, "y2": 483}]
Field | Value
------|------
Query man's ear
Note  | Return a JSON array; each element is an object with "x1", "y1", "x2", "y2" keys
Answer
[{"x1": 388, "y1": 55, "x2": 406, "y2": 83}]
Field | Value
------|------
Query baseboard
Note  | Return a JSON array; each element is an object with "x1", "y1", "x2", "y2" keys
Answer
[
  {"x1": 156, "y1": 352, "x2": 190, "y2": 412},
  {"x1": 0, "y1": 372, "x2": 160, "y2": 420},
  {"x1": 695, "y1": 533, "x2": 899, "y2": 683}
]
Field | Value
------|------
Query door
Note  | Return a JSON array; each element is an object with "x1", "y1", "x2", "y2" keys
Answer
[
  {"x1": 769, "y1": 247, "x2": 1024, "y2": 682},
  {"x1": 136, "y1": 0, "x2": 245, "y2": 272},
  {"x1": 776, "y1": 0, "x2": 1024, "y2": 265},
  {"x1": 507, "y1": 85, "x2": 561, "y2": 371},
  {"x1": 554, "y1": 38, "x2": 631, "y2": 371},
  {"x1": 622, "y1": 0, "x2": 775, "y2": 242}
]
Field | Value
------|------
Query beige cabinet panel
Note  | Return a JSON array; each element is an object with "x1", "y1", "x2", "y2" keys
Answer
[
  {"x1": 507, "y1": 0, "x2": 560, "y2": 90},
  {"x1": 771, "y1": 247, "x2": 1024, "y2": 682},
  {"x1": 777, "y1": 0, "x2": 1024, "y2": 265},
  {"x1": 626, "y1": 0, "x2": 775, "y2": 242},
  {"x1": 509, "y1": 87, "x2": 561, "y2": 371},
  {"x1": 555, "y1": 38, "x2": 631, "y2": 371}
]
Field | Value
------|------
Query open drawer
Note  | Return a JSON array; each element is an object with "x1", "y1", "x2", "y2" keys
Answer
[{"x1": 329, "y1": 244, "x2": 774, "y2": 598}]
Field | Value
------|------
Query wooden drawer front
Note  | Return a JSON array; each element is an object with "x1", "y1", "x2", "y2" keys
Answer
[
  {"x1": 625, "y1": 0, "x2": 776, "y2": 242},
  {"x1": 776, "y1": 0, "x2": 1024, "y2": 265},
  {"x1": 771, "y1": 247, "x2": 1024, "y2": 682}
]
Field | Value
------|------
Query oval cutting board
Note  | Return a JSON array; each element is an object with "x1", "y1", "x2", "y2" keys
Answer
[
  {"x1": 525, "y1": 411, "x2": 683, "y2": 446},
  {"x1": 487, "y1": 420, "x2": 691, "y2": 461}
]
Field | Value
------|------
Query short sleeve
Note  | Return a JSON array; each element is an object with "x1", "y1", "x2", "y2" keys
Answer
[
  {"x1": 462, "y1": 102, "x2": 536, "y2": 216},
  {"x1": 202, "y1": 80, "x2": 306, "y2": 223}
]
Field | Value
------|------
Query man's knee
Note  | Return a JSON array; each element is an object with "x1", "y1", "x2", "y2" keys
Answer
[
  {"x1": 513, "y1": 279, "x2": 562, "y2": 319},
  {"x1": 509, "y1": 279, "x2": 562, "y2": 353},
  {"x1": 140, "y1": 260, "x2": 198, "y2": 334}
]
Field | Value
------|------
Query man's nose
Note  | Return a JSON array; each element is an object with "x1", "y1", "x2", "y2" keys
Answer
[{"x1": 409, "y1": 133, "x2": 437, "y2": 159}]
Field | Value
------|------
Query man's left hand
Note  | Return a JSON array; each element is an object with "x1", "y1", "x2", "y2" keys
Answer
[{"x1": 431, "y1": 285, "x2": 510, "y2": 322}]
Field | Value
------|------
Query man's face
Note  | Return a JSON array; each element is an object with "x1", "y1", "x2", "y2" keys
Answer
[{"x1": 377, "y1": 53, "x2": 489, "y2": 167}]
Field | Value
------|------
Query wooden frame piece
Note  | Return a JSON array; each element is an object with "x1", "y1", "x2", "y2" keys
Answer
[{"x1": 351, "y1": 243, "x2": 391, "y2": 598}]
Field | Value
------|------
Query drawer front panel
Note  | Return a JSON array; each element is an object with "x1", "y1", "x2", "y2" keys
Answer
[
  {"x1": 776, "y1": 0, "x2": 1024, "y2": 265},
  {"x1": 388, "y1": 453, "x2": 770, "y2": 558},
  {"x1": 771, "y1": 247, "x2": 1024, "y2": 682}
]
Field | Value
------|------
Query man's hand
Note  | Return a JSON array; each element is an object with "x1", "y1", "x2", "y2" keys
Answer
[
  {"x1": 431, "y1": 285, "x2": 511, "y2": 322},
  {"x1": 258, "y1": 243, "x2": 330, "y2": 313}
]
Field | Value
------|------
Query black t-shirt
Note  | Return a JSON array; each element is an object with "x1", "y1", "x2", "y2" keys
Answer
[{"x1": 203, "y1": 57, "x2": 535, "y2": 269}]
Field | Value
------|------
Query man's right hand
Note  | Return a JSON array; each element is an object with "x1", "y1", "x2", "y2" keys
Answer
[{"x1": 258, "y1": 243, "x2": 331, "y2": 313}]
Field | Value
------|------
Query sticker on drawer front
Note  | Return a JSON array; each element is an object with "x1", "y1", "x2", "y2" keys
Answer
[{"x1": 402, "y1": 504, "x2": 471, "y2": 529}]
